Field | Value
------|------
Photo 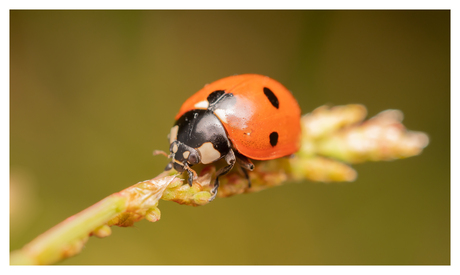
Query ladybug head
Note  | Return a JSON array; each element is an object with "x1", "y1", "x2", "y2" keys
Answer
[{"x1": 166, "y1": 140, "x2": 201, "y2": 173}]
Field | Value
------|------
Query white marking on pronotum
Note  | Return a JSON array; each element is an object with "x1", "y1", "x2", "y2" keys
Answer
[
  {"x1": 172, "y1": 143, "x2": 178, "y2": 153},
  {"x1": 213, "y1": 109, "x2": 228, "y2": 124},
  {"x1": 197, "y1": 142, "x2": 221, "y2": 164},
  {"x1": 169, "y1": 125, "x2": 179, "y2": 144},
  {"x1": 194, "y1": 100, "x2": 209, "y2": 109},
  {"x1": 183, "y1": 151, "x2": 190, "y2": 159}
]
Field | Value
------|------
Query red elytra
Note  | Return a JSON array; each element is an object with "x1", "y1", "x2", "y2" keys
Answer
[{"x1": 175, "y1": 74, "x2": 301, "y2": 160}]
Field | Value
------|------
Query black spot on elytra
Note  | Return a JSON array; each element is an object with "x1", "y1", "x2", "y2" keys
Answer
[
  {"x1": 269, "y1": 132, "x2": 279, "y2": 147},
  {"x1": 207, "y1": 90, "x2": 226, "y2": 105},
  {"x1": 263, "y1": 87, "x2": 279, "y2": 109}
]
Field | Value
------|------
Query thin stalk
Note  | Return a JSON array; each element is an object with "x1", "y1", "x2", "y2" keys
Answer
[
  {"x1": 10, "y1": 196, "x2": 126, "y2": 265},
  {"x1": 9, "y1": 104, "x2": 429, "y2": 265}
]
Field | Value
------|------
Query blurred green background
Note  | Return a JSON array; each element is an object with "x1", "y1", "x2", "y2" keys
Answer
[{"x1": 10, "y1": 10, "x2": 449, "y2": 265}]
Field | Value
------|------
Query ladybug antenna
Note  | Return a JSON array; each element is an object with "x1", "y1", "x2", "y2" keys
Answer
[{"x1": 153, "y1": 150, "x2": 170, "y2": 158}]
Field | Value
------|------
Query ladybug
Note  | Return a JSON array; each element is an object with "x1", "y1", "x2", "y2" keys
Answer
[{"x1": 157, "y1": 74, "x2": 301, "y2": 201}]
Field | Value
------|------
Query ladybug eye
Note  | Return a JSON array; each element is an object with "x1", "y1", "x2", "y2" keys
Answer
[{"x1": 187, "y1": 150, "x2": 200, "y2": 165}]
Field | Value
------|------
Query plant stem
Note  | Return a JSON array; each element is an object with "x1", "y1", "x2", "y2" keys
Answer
[
  {"x1": 9, "y1": 104, "x2": 430, "y2": 265},
  {"x1": 10, "y1": 194, "x2": 127, "y2": 265}
]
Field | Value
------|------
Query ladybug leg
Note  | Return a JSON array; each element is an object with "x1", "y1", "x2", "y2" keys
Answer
[
  {"x1": 183, "y1": 164, "x2": 197, "y2": 186},
  {"x1": 235, "y1": 152, "x2": 254, "y2": 188},
  {"x1": 186, "y1": 169, "x2": 194, "y2": 186},
  {"x1": 240, "y1": 167, "x2": 251, "y2": 188},
  {"x1": 240, "y1": 168, "x2": 250, "y2": 188},
  {"x1": 209, "y1": 149, "x2": 236, "y2": 201}
]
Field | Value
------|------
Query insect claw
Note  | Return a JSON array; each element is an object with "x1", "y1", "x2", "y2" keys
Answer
[{"x1": 209, "y1": 180, "x2": 220, "y2": 202}]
